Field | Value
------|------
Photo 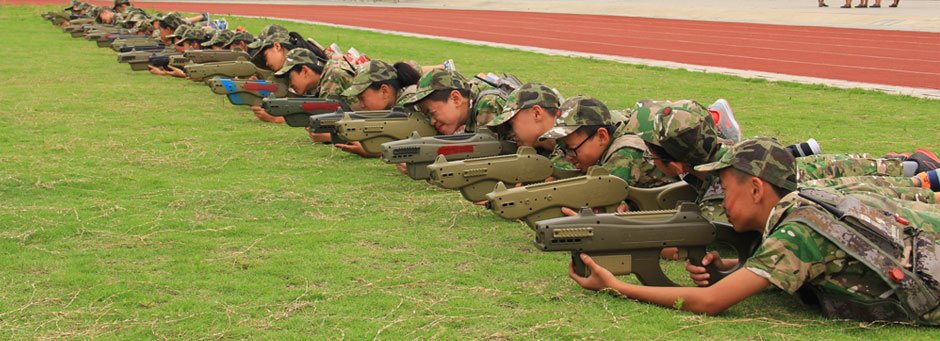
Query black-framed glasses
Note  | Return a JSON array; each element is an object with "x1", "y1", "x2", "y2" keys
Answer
[{"x1": 562, "y1": 130, "x2": 597, "y2": 158}]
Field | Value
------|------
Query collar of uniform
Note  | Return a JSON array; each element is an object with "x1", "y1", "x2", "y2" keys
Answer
[{"x1": 763, "y1": 191, "x2": 802, "y2": 240}]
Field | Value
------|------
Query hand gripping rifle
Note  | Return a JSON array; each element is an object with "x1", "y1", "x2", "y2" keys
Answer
[
  {"x1": 379, "y1": 127, "x2": 517, "y2": 180},
  {"x1": 533, "y1": 202, "x2": 761, "y2": 286},
  {"x1": 427, "y1": 146, "x2": 582, "y2": 202},
  {"x1": 334, "y1": 112, "x2": 438, "y2": 154}
]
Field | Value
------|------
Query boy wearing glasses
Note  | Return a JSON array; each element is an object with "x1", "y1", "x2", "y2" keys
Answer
[{"x1": 539, "y1": 96, "x2": 677, "y2": 189}]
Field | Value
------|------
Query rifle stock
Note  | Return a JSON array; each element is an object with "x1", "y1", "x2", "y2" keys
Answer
[
  {"x1": 184, "y1": 61, "x2": 268, "y2": 80},
  {"x1": 485, "y1": 167, "x2": 629, "y2": 229},
  {"x1": 380, "y1": 127, "x2": 517, "y2": 180},
  {"x1": 428, "y1": 146, "x2": 581, "y2": 202},
  {"x1": 206, "y1": 78, "x2": 291, "y2": 107},
  {"x1": 334, "y1": 113, "x2": 438, "y2": 154},
  {"x1": 534, "y1": 202, "x2": 761, "y2": 286},
  {"x1": 261, "y1": 97, "x2": 351, "y2": 127}
]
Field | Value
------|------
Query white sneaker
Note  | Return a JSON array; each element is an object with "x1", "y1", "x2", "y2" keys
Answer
[
  {"x1": 709, "y1": 98, "x2": 741, "y2": 142},
  {"x1": 443, "y1": 59, "x2": 456, "y2": 71}
]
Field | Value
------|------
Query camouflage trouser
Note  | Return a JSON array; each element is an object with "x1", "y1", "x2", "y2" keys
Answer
[
  {"x1": 804, "y1": 177, "x2": 937, "y2": 204},
  {"x1": 797, "y1": 154, "x2": 905, "y2": 182},
  {"x1": 853, "y1": 192, "x2": 940, "y2": 232}
]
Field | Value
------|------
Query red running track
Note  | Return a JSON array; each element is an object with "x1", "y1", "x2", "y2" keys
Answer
[{"x1": 15, "y1": 0, "x2": 940, "y2": 90}]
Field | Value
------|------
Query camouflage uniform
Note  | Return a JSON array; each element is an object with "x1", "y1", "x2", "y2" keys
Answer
[
  {"x1": 540, "y1": 96, "x2": 678, "y2": 188},
  {"x1": 695, "y1": 138, "x2": 940, "y2": 324},
  {"x1": 401, "y1": 69, "x2": 505, "y2": 133},
  {"x1": 646, "y1": 102, "x2": 928, "y2": 222},
  {"x1": 274, "y1": 48, "x2": 358, "y2": 107}
]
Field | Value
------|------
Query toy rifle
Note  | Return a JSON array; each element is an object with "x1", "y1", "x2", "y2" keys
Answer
[
  {"x1": 380, "y1": 127, "x2": 517, "y2": 180},
  {"x1": 533, "y1": 202, "x2": 761, "y2": 286},
  {"x1": 308, "y1": 108, "x2": 410, "y2": 144},
  {"x1": 334, "y1": 112, "x2": 438, "y2": 154},
  {"x1": 260, "y1": 97, "x2": 351, "y2": 127},
  {"x1": 125, "y1": 53, "x2": 183, "y2": 71},
  {"x1": 183, "y1": 50, "x2": 251, "y2": 64},
  {"x1": 485, "y1": 167, "x2": 630, "y2": 229},
  {"x1": 86, "y1": 33, "x2": 137, "y2": 47},
  {"x1": 109, "y1": 37, "x2": 155, "y2": 50},
  {"x1": 206, "y1": 78, "x2": 292, "y2": 107},
  {"x1": 183, "y1": 61, "x2": 271, "y2": 81},
  {"x1": 427, "y1": 146, "x2": 582, "y2": 202},
  {"x1": 63, "y1": 22, "x2": 97, "y2": 35},
  {"x1": 118, "y1": 44, "x2": 168, "y2": 53}
]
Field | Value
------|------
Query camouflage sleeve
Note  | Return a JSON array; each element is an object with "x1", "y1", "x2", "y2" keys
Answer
[
  {"x1": 472, "y1": 93, "x2": 506, "y2": 128},
  {"x1": 317, "y1": 68, "x2": 361, "y2": 110},
  {"x1": 745, "y1": 222, "x2": 832, "y2": 294},
  {"x1": 797, "y1": 155, "x2": 905, "y2": 181},
  {"x1": 601, "y1": 147, "x2": 677, "y2": 188}
]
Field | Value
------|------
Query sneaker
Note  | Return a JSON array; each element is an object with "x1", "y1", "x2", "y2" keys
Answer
[
  {"x1": 708, "y1": 98, "x2": 741, "y2": 142},
  {"x1": 201, "y1": 12, "x2": 210, "y2": 22},
  {"x1": 209, "y1": 19, "x2": 228, "y2": 30},
  {"x1": 918, "y1": 169, "x2": 940, "y2": 191},
  {"x1": 443, "y1": 59, "x2": 456, "y2": 71},
  {"x1": 908, "y1": 149, "x2": 940, "y2": 173}
]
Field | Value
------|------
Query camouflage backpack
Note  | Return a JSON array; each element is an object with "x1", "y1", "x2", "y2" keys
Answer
[{"x1": 787, "y1": 187, "x2": 940, "y2": 323}]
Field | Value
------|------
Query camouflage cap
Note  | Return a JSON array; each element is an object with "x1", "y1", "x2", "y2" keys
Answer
[
  {"x1": 202, "y1": 29, "x2": 233, "y2": 47},
  {"x1": 159, "y1": 12, "x2": 184, "y2": 30},
  {"x1": 400, "y1": 69, "x2": 470, "y2": 105},
  {"x1": 114, "y1": 0, "x2": 130, "y2": 7},
  {"x1": 539, "y1": 95, "x2": 612, "y2": 140},
  {"x1": 487, "y1": 82, "x2": 561, "y2": 127},
  {"x1": 165, "y1": 24, "x2": 189, "y2": 40},
  {"x1": 652, "y1": 101, "x2": 719, "y2": 165},
  {"x1": 226, "y1": 30, "x2": 254, "y2": 46},
  {"x1": 65, "y1": 0, "x2": 80, "y2": 10},
  {"x1": 247, "y1": 24, "x2": 289, "y2": 50},
  {"x1": 175, "y1": 26, "x2": 208, "y2": 46},
  {"x1": 695, "y1": 137, "x2": 798, "y2": 191},
  {"x1": 341, "y1": 60, "x2": 397, "y2": 97},
  {"x1": 248, "y1": 25, "x2": 291, "y2": 65},
  {"x1": 274, "y1": 48, "x2": 325, "y2": 76},
  {"x1": 629, "y1": 99, "x2": 671, "y2": 145},
  {"x1": 75, "y1": 2, "x2": 91, "y2": 11}
]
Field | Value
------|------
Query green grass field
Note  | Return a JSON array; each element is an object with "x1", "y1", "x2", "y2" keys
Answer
[{"x1": 2, "y1": 3, "x2": 939, "y2": 338}]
